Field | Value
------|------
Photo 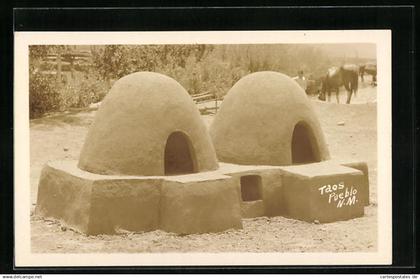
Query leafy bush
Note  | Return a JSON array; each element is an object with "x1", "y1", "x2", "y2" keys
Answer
[
  {"x1": 58, "y1": 72, "x2": 109, "y2": 109},
  {"x1": 29, "y1": 70, "x2": 61, "y2": 118},
  {"x1": 29, "y1": 70, "x2": 109, "y2": 118}
]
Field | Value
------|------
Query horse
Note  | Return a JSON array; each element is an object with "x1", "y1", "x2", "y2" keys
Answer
[
  {"x1": 319, "y1": 65, "x2": 359, "y2": 104},
  {"x1": 359, "y1": 63, "x2": 377, "y2": 86}
]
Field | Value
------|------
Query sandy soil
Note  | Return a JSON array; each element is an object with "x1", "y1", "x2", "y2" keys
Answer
[{"x1": 30, "y1": 84, "x2": 377, "y2": 253}]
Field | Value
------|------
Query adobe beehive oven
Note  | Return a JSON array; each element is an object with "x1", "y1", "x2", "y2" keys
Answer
[
  {"x1": 78, "y1": 71, "x2": 219, "y2": 176},
  {"x1": 36, "y1": 72, "x2": 242, "y2": 235},
  {"x1": 210, "y1": 71, "x2": 330, "y2": 166}
]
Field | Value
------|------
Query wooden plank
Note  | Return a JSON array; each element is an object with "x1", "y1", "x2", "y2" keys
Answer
[{"x1": 191, "y1": 91, "x2": 211, "y2": 98}]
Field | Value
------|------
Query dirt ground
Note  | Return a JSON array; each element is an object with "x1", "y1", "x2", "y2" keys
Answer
[{"x1": 30, "y1": 84, "x2": 378, "y2": 253}]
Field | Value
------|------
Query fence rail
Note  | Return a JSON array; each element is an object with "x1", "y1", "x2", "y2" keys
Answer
[{"x1": 192, "y1": 91, "x2": 214, "y2": 104}]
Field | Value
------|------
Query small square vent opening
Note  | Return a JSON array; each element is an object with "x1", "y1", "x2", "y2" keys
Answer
[{"x1": 240, "y1": 175, "x2": 262, "y2": 201}]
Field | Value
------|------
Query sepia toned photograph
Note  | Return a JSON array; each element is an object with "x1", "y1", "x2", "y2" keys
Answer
[{"x1": 14, "y1": 31, "x2": 392, "y2": 266}]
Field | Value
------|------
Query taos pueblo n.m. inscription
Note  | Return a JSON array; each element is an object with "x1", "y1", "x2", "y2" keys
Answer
[
  {"x1": 318, "y1": 182, "x2": 359, "y2": 208},
  {"x1": 36, "y1": 71, "x2": 370, "y2": 235}
]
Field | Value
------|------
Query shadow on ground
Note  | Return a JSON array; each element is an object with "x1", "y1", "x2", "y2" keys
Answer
[{"x1": 30, "y1": 108, "x2": 97, "y2": 130}]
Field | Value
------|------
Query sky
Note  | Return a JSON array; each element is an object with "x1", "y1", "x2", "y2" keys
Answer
[
  {"x1": 72, "y1": 43, "x2": 377, "y2": 60},
  {"x1": 315, "y1": 43, "x2": 376, "y2": 59}
]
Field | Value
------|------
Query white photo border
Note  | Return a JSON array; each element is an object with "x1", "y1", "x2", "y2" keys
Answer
[{"x1": 14, "y1": 30, "x2": 392, "y2": 266}]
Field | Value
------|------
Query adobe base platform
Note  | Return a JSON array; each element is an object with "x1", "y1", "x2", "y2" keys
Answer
[{"x1": 36, "y1": 160, "x2": 369, "y2": 235}]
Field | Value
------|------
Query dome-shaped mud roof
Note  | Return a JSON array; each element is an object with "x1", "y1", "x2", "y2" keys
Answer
[
  {"x1": 78, "y1": 72, "x2": 219, "y2": 176},
  {"x1": 210, "y1": 71, "x2": 330, "y2": 166}
]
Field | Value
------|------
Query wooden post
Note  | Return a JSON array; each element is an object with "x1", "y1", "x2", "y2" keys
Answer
[
  {"x1": 70, "y1": 55, "x2": 75, "y2": 80},
  {"x1": 214, "y1": 92, "x2": 218, "y2": 113},
  {"x1": 56, "y1": 48, "x2": 62, "y2": 86}
]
